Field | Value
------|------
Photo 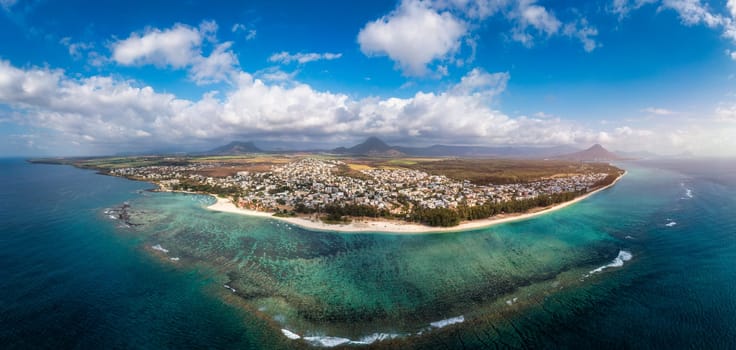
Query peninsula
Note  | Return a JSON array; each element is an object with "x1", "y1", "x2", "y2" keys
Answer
[{"x1": 33, "y1": 140, "x2": 625, "y2": 233}]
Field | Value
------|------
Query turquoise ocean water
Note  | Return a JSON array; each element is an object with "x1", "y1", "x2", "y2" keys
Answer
[{"x1": 1, "y1": 158, "x2": 735, "y2": 349}]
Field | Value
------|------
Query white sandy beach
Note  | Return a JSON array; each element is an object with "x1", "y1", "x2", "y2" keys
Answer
[{"x1": 206, "y1": 172, "x2": 626, "y2": 234}]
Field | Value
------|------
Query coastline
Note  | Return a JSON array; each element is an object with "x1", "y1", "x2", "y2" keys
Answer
[{"x1": 205, "y1": 171, "x2": 626, "y2": 234}]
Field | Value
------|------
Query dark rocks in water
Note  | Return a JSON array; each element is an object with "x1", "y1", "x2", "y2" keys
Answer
[{"x1": 107, "y1": 203, "x2": 141, "y2": 227}]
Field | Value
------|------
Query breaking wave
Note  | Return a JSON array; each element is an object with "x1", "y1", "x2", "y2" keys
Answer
[
  {"x1": 151, "y1": 244, "x2": 169, "y2": 253},
  {"x1": 430, "y1": 315, "x2": 465, "y2": 328},
  {"x1": 281, "y1": 329, "x2": 301, "y2": 340},
  {"x1": 589, "y1": 250, "x2": 632, "y2": 275}
]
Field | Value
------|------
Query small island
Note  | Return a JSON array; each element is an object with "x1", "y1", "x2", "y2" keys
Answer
[{"x1": 33, "y1": 140, "x2": 625, "y2": 233}]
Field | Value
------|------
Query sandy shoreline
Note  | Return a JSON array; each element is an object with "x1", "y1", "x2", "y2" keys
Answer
[{"x1": 205, "y1": 171, "x2": 626, "y2": 234}]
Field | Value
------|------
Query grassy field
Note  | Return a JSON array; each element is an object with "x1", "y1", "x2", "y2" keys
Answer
[{"x1": 403, "y1": 158, "x2": 620, "y2": 184}]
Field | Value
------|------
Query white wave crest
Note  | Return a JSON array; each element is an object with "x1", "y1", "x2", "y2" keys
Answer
[
  {"x1": 356, "y1": 333, "x2": 401, "y2": 345},
  {"x1": 303, "y1": 336, "x2": 352, "y2": 347},
  {"x1": 151, "y1": 244, "x2": 169, "y2": 253},
  {"x1": 430, "y1": 315, "x2": 465, "y2": 328},
  {"x1": 301, "y1": 333, "x2": 402, "y2": 347},
  {"x1": 589, "y1": 250, "x2": 632, "y2": 274},
  {"x1": 281, "y1": 329, "x2": 301, "y2": 340}
]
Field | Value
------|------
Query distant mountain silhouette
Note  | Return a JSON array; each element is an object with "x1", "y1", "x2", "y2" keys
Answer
[
  {"x1": 556, "y1": 144, "x2": 624, "y2": 161},
  {"x1": 394, "y1": 144, "x2": 580, "y2": 158},
  {"x1": 206, "y1": 141, "x2": 263, "y2": 155},
  {"x1": 332, "y1": 137, "x2": 582, "y2": 158},
  {"x1": 333, "y1": 137, "x2": 405, "y2": 156}
]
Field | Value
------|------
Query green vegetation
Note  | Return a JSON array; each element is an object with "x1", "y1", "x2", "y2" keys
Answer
[
  {"x1": 170, "y1": 181, "x2": 240, "y2": 197},
  {"x1": 408, "y1": 190, "x2": 583, "y2": 226},
  {"x1": 409, "y1": 207, "x2": 460, "y2": 227},
  {"x1": 29, "y1": 156, "x2": 189, "y2": 170}
]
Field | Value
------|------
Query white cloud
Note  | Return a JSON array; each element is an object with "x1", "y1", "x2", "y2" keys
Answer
[
  {"x1": 610, "y1": 0, "x2": 657, "y2": 18},
  {"x1": 517, "y1": 1, "x2": 561, "y2": 36},
  {"x1": 3, "y1": 58, "x2": 731, "y2": 155},
  {"x1": 268, "y1": 51, "x2": 343, "y2": 65},
  {"x1": 254, "y1": 67, "x2": 299, "y2": 82},
  {"x1": 642, "y1": 107, "x2": 674, "y2": 115},
  {"x1": 111, "y1": 23, "x2": 202, "y2": 67},
  {"x1": 433, "y1": 0, "x2": 507, "y2": 19},
  {"x1": 613, "y1": 1, "x2": 736, "y2": 49},
  {"x1": 59, "y1": 38, "x2": 94, "y2": 59},
  {"x1": 0, "y1": 59, "x2": 604, "y2": 151},
  {"x1": 716, "y1": 103, "x2": 736, "y2": 122},
  {"x1": 451, "y1": 68, "x2": 509, "y2": 96},
  {"x1": 358, "y1": 0, "x2": 468, "y2": 76},
  {"x1": 231, "y1": 23, "x2": 246, "y2": 32},
  {"x1": 508, "y1": 1, "x2": 599, "y2": 51},
  {"x1": 111, "y1": 21, "x2": 238, "y2": 84},
  {"x1": 232, "y1": 23, "x2": 257, "y2": 40},
  {"x1": 358, "y1": 0, "x2": 598, "y2": 73},
  {"x1": 660, "y1": 0, "x2": 724, "y2": 28},
  {"x1": 563, "y1": 18, "x2": 599, "y2": 52},
  {"x1": 190, "y1": 42, "x2": 240, "y2": 84}
]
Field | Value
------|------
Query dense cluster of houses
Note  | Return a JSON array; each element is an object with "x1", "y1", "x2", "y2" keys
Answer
[{"x1": 110, "y1": 158, "x2": 608, "y2": 214}]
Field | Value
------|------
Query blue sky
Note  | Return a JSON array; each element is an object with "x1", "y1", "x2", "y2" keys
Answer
[{"x1": 1, "y1": 0, "x2": 736, "y2": 156}]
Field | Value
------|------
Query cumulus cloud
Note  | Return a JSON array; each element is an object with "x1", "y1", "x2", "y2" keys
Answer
[
  {"x1": 190, "y1": 42, "x2": 240, "y2": 84},
  {"x1": 3, "y1": 57, "x2": 731, "y2": 155},
  {"x1": 111, "y1": 23, "x2": 203, "y2": 67},
  {"x1": 268, "y1": 51, "x2": 343, "y2": 64},
  {"x1": 0, "y1": 58, "x2": 619, "y2": 152},
  {"x1": 514, "y1": 1, "x2": 561, "y2": 38},
  {"x1": 358, "y1": 0, "x2": 468, "y2": 76},
  {"x1": 358, "y1": 0, "x2": 598, "y2": 75},
  {"x1": 111, "y1": 21, "x2": 239, "y2": 84}
]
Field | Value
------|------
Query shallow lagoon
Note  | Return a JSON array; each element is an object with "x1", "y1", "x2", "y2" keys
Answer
[
  {"x1": 119, "y1": 164, "x2": 675, "y2": 347},
  {"x1": 4, "y1": 159, "x2": 735, "y2": 349}
]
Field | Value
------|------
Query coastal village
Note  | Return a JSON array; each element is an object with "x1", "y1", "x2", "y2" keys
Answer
[{"x1": 110, "y1": 158, "x2": 610, "y2": 217}]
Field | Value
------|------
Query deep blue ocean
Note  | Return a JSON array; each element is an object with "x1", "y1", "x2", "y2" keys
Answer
[{"x1": 1, "y1": 158, "x2": 735, "y2": 349}]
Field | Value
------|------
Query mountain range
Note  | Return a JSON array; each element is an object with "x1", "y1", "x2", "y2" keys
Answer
[
  {"x1": 205, "y1": 141, "x2": 263, "y2": 155},
  {"x1": 554, "y1": 144, "x2": 626, "y2": 161},
  {"x1": 202, "y1": 137, "x2": 625, "y2": 160}
]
